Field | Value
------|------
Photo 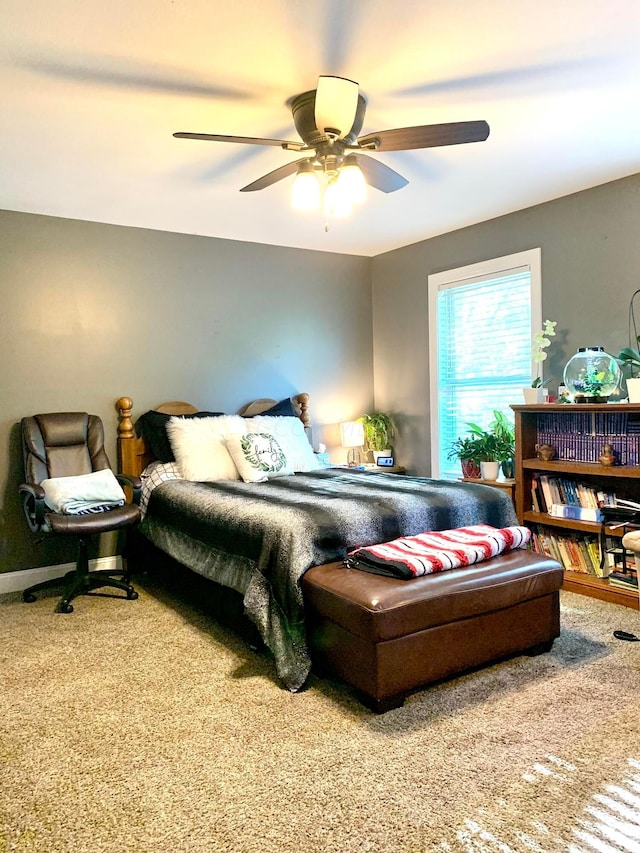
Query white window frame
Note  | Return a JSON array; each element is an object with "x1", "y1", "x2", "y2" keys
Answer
[{"x1": 428, "y1": 248, "x2": 542, "y2": 478}]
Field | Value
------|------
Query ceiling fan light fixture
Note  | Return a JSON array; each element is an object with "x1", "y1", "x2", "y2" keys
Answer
[
  {"x1": 323, "y1": 177, "x2": 352, "y2": 218},
  {"x1": 291, "y1": 162, "x2": 321, "y2": 211},
  {"x1": 336, "y1": 155, "x2": 367, "y2": 204},
  {"x1": 314, "y1": 75, "x2": 359, "y2": 139}
]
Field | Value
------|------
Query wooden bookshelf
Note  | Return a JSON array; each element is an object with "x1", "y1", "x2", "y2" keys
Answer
[
  {"x1": 563, "y1": 570, "x2": 640, "y2": 607},
  {"x1": 512, "y1": 402, "x2": 640, "y2": 610}
]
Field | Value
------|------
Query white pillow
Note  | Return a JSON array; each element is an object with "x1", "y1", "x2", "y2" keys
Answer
[
  {"x1": 242, "y1": 416, "x2": 320, "y2": 472},
  {"x1": 166, "y1": 415, "x2": 247, "y2": 481},
  {"x1": 225, "y1": 433, "x2": 294, "y2": 483}
]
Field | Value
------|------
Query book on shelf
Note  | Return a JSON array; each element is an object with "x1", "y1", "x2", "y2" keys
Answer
[
  {"x1": 531, "y1": 525, "x2": 606, "y2": 576},
  {"x1": 536, "y1": 409, "x2": 640, "y2": 464},
  {"x1": 527, "y1": 472, "x2": 639, "y2": 528},
  {"x1": 531, "y1": 473, "x2": 546, "y2": 513},
  {"x1": 585, "y1": 537, "x2": 603, "y2": 573},
  {"x1": 531, "y1": 474, "x2": 616, "y2": 515},
  {"x1": 531, "y1": 485, "x2": 541, "y2": 513},
  {"x1": 608, "y1": 570, "x2": 638, "y2": 590},
  {"x1": 538, "y1": 475, "x2": 554, "y2": 513},
  {"x1": 549, "y1": 503, "x2": 603, "y2": 522},
  {"x1": 614, "y1": 498, "x2": 640, "y2": 511}
]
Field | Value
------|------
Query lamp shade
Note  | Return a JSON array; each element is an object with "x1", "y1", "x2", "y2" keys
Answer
[
  {"x1": 324, "y1": 179, "x2": 352, "y2": 218},
  {"x1": 337, "y1": 155, "x2": 367, "y2": 204},
  {"x1": 291, "y1": 163, "x2": 321, "y2": 211},
  {"x1": 314, "y1": 76, "x2": 359, "y2": 138},
  {"x1": 340, "y1": 421, "x2": 365, "y2": 448}
]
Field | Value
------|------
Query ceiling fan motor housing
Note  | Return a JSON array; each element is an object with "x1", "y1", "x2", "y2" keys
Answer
[{"x1": 291, "y1": 89, "x2": 367, "y2": 148}]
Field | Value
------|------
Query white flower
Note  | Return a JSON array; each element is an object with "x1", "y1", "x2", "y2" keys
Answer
[{"x1": 531, "y1": 320, "x2": 557, "y2": 386}]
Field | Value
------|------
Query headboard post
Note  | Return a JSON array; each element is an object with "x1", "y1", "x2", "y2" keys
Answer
[
  {"x1": 292, "y1": 393, "x2": 310, "y2": 428},
  {"x1": 116, "y1": 397, "x2": 134, "y2": 439},
  {"x1": 116, "y1": 396, "x2": 147, "y2": 478}
]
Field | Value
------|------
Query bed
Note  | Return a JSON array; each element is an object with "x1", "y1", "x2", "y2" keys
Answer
[{"x1": 115, "y1": 394, "x2": 519, "y2": 692}]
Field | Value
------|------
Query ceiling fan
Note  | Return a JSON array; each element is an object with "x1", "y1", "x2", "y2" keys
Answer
[{"x1": 173, "y1": 75, "x2": 490, "y2": 206}]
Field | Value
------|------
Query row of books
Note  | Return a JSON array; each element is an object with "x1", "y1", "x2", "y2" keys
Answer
[
  {"x1": 608, "y1": 570, "x2": 639, "y2": 591},
  {"x1": 535, "y1": 431, "x2": 640, "y2": 464},
  {"x1": 530, "y1": 526, "x2": 607, "y2": 576},
  {"x1": 531, "y1": 473, "x2": 615, "y2": 516},
  {"x1": 537, "y1": 411, "x2": 640, "y2": 436}
]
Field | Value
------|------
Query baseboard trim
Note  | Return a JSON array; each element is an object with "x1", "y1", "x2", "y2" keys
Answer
[{"x1": 0, "y1": 556, "x2": 123, "y2": 595}]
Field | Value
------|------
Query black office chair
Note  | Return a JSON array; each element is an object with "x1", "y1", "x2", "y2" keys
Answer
[{"x1": 19, "y1": 412, "x2": 142, "y2": 613}]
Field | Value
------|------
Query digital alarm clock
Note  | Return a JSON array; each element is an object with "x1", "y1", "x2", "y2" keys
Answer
[{"x1": 376, "y1": 456, "x2": 395, "y2": 467}]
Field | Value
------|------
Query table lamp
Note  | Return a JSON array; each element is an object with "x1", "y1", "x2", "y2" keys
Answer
[{"x1": 340, "y1": 421, "x2": 365, "y2": 467}]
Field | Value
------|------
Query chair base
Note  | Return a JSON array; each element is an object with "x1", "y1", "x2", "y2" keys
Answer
[{"x1": 23, "y1": 539, "x2": 138, "y2": 613}]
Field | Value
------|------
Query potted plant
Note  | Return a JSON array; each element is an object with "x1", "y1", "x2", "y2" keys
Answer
[
  {"x1": 465, "y1": 411, "x2": 515, "y2": 480},
  {"x1": 358, "y1": 413, "x2": 395, "y2": 461},
  {"x1": 446, "y1": 435, "x2": 483, "y2": 479},
  {"x1": 488, "y1": 410, "x2": 516, "y2": 478},
  {"x1": 524, "y1": 320, "x2": 557, "y2": 403},
  {"x1": 617, "y1": 338, "x2": 640, "y2": 403}
]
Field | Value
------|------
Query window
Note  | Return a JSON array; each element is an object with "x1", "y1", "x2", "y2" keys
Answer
[{"x1": 429, "y1": 249, "x2": 542, "y2": 479}]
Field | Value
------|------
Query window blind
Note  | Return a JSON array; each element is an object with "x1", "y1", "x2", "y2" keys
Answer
[{"x1": 435, "y1": 266, "x2": 532, "y2": 479}]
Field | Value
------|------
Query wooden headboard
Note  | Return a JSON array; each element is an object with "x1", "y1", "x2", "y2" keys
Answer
[{"x1": 115, "y1": 393, "x2": 311, "y2": 479}]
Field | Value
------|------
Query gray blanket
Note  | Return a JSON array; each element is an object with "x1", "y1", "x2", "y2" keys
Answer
[{"x1": 140, "y1": 469, "x2": 517, "y2": 691}]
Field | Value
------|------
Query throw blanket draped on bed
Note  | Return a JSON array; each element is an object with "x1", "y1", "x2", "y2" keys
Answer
[
  {"x1": 345, "y1": 524, "x2": 531, "y2": 579},
  {"x1": 140, "y1": 469, "x2": 518, "y2": 691}
]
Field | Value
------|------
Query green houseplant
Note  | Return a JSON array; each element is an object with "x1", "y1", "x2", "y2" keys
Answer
[
  {"x1": 617, "y1": 338, "x2": 640, "y2": 402},
  {"x1": 453, "y1": 411, "x2": 515, "y2": 480},
  {"x1": 446, "y1": 435, "x2": 483, "y2": 479},
  {"x1": 466, "y1": 412, "x2": 515, "y2": 463},
  {"x1": 490, "y1": 410, "x2": 516, "y2": 478},
  {"x1": 617, "y1": 344, "x2": 640, "y2": 376},
  {"x1": 358, "y1": 413, "x2": 395, "y2": 456},
  {"x1": 617, "y1": 292, "x2": 640, "y2": 379},
  {"x1": 531, "y1": 320, "x2": 557, "y2": 389}
]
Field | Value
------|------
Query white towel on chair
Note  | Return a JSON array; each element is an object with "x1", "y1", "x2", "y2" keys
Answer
[{"x1": 41, "y1": 469, "x2": 126, "y2": 515}]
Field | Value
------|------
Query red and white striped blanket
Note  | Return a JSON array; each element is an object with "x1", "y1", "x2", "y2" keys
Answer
[{"x1": 345, "y1": 524, "x2": 531, "y2": 579}]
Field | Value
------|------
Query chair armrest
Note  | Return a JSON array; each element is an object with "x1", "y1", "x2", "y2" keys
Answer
[
  {"x1": 116, "y1": 473, "x2": 142, "y2": 505},
  {"x1": 19, "y1": 482, "x2": 47, "y2": 533},
  {"x1": 622, "y1": 530, "x2": 640, "y2": 574}
]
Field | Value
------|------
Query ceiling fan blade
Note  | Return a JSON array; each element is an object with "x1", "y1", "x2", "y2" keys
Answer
[
  {"x1": 20, "y1": 55, "x2": 257, "y2": 101},
  {"x1": 173, "y1": 132, "x2": 303, "y2": 148},
  {"x1": 353, "y1": 154, "x2": 408, "y2": 193},
  {"x1": 239, "y1": 158, "x2": 308, "y2": 192},
  {"x1": 393, "y1": 58, "x2": 602, "y2": 99},
  {"x1": 314, "y1": 75, "x2": 359, "y2": 138},
  {"x1": 357, "y1": 120, "x2": 490, "y2": 151}
]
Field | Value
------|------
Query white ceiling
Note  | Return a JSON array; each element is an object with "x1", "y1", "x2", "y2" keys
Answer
[{"x1": 2, "y1": 0, "x2": 640, "y2": 257}]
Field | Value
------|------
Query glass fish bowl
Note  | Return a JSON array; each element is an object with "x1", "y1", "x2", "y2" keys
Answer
[{"x1": 563, "y1": 346, "x2": 621, "y2": 403}]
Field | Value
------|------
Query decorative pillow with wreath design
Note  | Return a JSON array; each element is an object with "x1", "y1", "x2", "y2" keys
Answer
[{"x1": 225, "y1": 432, "x2": 294, "y2": 483}]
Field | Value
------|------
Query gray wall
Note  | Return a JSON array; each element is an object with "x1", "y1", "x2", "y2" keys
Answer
[
  {"x1": 0, "y1": 210, "x2": 373, "y2": 574},
  {"x1": 4, "y1": 170, "x2": 639, "y2": 574},
  {"x1": 372, "y1": 172, "x2": 640, "y2": 475}
]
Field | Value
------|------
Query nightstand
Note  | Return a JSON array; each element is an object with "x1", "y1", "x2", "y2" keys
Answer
[
  {"x1": 334, "y1": 465, "x2": 407, "y2": 475},
  {"x1": 363, "y1": 464, "x2": 407, "y2": 475},
  {"x1": 460, "y1": 477, "x2": 516, "y2": 506}
]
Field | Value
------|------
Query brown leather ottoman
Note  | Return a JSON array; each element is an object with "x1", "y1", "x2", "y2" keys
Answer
[{"x1": 302, "y1": 550, "x2": 563, "y2": 712}]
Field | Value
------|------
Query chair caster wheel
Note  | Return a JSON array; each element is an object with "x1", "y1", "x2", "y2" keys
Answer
[
  {"x1": 23, "y1": 593, "x2": 37, "y2": 603},
  {"x1": 127, "y1": 589, "x2": 139, "y2": 601},
  {"x1": 58, "y1": 601, "x2": 74, "y2": 614}
]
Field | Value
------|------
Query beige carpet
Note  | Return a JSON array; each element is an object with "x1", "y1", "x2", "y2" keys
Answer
[{"x1": 1, "y1": 574, "x2": 639, "y2": 853}]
